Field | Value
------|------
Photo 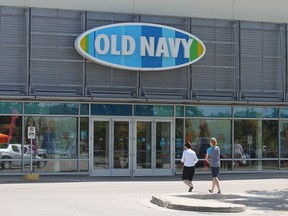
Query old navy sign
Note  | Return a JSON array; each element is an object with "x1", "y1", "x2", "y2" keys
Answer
[{"x1": 75, "y1": 23, "x2": 206, "y2": 71}]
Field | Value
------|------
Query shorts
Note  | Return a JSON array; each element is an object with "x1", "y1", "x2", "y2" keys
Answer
[
  {"x1": 182, "y1": 166, "x2": 195, "y2": 181},
  {"x1": 234, "y1": 154, "x2": 241, "y2": 159},
  {"x1": 211, "y1": 167, "x2": 219, "y2": 178}
]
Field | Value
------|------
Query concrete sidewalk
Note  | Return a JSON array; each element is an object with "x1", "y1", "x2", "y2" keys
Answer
[
  {"x1": 0, "y1": 173, "x2": 287, "y2": 215},
  {"x1": 151, "y1": 192, "x2": 246, "y2": 213},
  {"x1": 148, "y1": 172, "x2": 288, "y2": 213}
]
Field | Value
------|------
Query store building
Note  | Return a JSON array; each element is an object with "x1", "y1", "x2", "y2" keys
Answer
[{"x1": 0, "y1": 0, "x2": 287, "y2": 176}]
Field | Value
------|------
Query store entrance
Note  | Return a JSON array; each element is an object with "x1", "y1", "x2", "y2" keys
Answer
[
  {"x1": 91, "y1": 118, "x2": 131, "y2": 176},
  {"x1": 90, "y1": 118, "x2": 174, "y2": 176},
  {"x1": 134, "y1": 119, "x2": 174, "y2": 176}
]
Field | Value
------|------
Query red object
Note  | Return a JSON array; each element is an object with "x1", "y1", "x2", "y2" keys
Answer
[
  {"x1": 0, "y1": 133, "x2": 9, "y2": 143},
  {"x1": 8, "y1": 116, "x2": 19, "y2": 142}
]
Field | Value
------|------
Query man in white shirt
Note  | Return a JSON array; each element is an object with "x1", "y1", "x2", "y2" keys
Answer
[{"x1": 181, "y1": 142, "x2": 199, "y2": 192}]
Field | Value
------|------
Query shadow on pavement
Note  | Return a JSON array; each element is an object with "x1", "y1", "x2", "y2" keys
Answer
[
  {"x1": 225, "y1": 188, "x2": 288, "y2": 211},
  {"x1": 177, "y1": 189, "x2": 288, "y2": 212}
]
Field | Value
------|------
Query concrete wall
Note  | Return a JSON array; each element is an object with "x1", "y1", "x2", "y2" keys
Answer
[{"x1": 0, "y1": 0, "x2": 287, "y2": 23}]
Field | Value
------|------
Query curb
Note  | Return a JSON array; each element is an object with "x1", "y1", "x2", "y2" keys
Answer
[{"x1": 151, "y1": 193, "x2": 246, "y2": 213}]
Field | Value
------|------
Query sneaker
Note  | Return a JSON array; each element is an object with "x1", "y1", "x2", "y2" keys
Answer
[{"x1": 188, "y1": 186, "x2": 193, "y2": 192}]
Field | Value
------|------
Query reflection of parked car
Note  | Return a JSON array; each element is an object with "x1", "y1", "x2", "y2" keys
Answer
[
  {"x1": 36, "y1": 148, "x2": 47, "y2": 159},
  {"x1": 26, "y1": 145, "x2": 47, "y2": 159},
  {"x1": 0, "y1": 144, "x2": 47, "y2": 169}
]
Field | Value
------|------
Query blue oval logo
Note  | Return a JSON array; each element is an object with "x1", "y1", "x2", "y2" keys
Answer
[{"x1": 75, "y1": 23, "x2": 205, "y2": 71}]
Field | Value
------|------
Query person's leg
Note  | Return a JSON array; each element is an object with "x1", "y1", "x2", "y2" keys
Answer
[
  {"x1": 188, "y1": 180, "x2": 193, "y2": 192},
  {"x1": 182, "y1": 166, "x2": 187, "y2": 186},
  {"x1": 209, "y1": 167, "x2": 216, "y2": 193},
  {"x1": 210, "y1": 178, "x2": 216, "y2": 192},
  {"x1": 187, "y1": 167, "x2": 194, "y2": 192},
  {"x1": 182, "y1": 167, "x2": 192, "y2": 188},
  {"x1": 214, "y1": 177, "x2": 221, "y2": 193},
  {"x1": 184, "y1": 167, "x2": 195, "y2": 192},
  {"x1": 214, "y1": 168, "x2": 221, "y2": 193},
  {"x1": 183, "y1": 180, "x2": 191, "y2": 187},
  {"x1": 186, "y1": 177, "x2": 193, "y2": 192},
  {"x1": 189, "y1": 167, "x2": 195, "y2": 188}
]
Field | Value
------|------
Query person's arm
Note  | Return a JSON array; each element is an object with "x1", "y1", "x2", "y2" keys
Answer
[
  {"x1": 194, "y1": 153, "x2": 199, "y2": 164},
  {"x1": 180, "y1": 151, "x2": 185, "y2": 168},
  {"x1": 205, "y1": 151, "x2": 210, "y2": 164}
]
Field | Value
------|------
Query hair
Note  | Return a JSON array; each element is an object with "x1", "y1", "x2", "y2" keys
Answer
[
  {"x1": 210, "y1": 137, "x2": 217, "y2": 146},
  {"x1": 185, "y1": 142, "x2": 192, "y2": 149}
]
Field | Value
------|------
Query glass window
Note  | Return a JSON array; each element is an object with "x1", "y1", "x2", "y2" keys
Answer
[
  {"x1": 0, "y1": 136, "x2": 22, "y2": 172},
  {"x1": 280, "y1": 121, "x2": 288, "y2": 158},
  {"x1": 234, "y1": 107, "x2": 261, "y2": 118},
  {"x1": 25, "y1": 102, "x2": 78, "y2": 115},
  {"x1": 0, "y1": 116, "x2": 22, "y2": 144},
  {"x1": 0, "y1": 102, "x2": 22, "y2": 114},
  {"x1": 113, "y1": 121, "x2": 129, "y2": 169},
  {"x1": 12, "y1": 145, "x2": 20, "y2": 152},
  {"x1": 234, "y1": 107, "x2": 278, "y2": 118},
  {"x1": 79, "y1": 160, "x2": 89, "y2": 172},
  {"x1": 262, "y1": 120, "x2": 279, "y2": 158},
  {"x1": 80, "y1": 118, "x2": 89, "y2": 159},
  {"x1": 156, "y1": 122, "x2": 171, "y2": 169},
  {"x1": 280, "y1": 108, "x2": 288, "y2": 118},
  {"x1": 91, "y1": 104, "x2": 132, "y2": 116},
  {"x1": 175, "y1": 119, "x2": 184, "y2": 159},
  {"x1": 231, "y1": 160, "x2": 279, "y2": 171},
  {"x1": 175, "y1": 160, "x2": 182, "y2": 174},
  {"x1": 94, "y1": 121, "x2": 109, "y2": 169},
  {"x1": 24, "y1": 116, "x2": 78, "y2": 160},
  {"x1": 0, "y1": 164, "x2": 21, "y2": 173},
  {"x1": 262, "y1": 108, "x2": 279, "y2": 118},
  {"x1": 280, "y1": 161, "x2": 288, "y2": 170},
  {"x1": 185, "y1": 119, "x2": 231, "y2": 159},
  {"x1": 80, "y1": 104, "x2": 89, "y2": 115},
  {"x1": 134, "y1": 105, "x2": 174, "y2": 117},
  {"x1": 136, "y1": 122, "x2": 152, "y2": 169},
  {"x1": 0, "y1": 144, "x2": 8, "y2": 149},
  {"x1": 186, "y1": 106, "x2": 231, "y2": 117},
  {"x1": 176, "y1": 106, "x2": 184, "y2": 117},
  {"x1": 26, "y1": 160, "x2": 78, "y2": 173},
  {"x1": 234, "y1": 120, "x2": 278, "y2": 160}
]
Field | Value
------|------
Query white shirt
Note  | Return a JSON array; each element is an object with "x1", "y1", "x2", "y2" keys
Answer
[{"x1": 181, "y1": 149, "x2": 199, "y2": 167}]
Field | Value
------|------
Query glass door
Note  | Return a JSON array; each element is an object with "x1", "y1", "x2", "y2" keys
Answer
[
  {"x1": 135, "y1": 121, "x2": 152, "y2": 174},
  {"x1": 91, "y1": 118, "x2": 131, "y2": 176},
  {"x1": 156, "y1": 121, "x2": 172, "y2": 173},
  {"x1": 134, "y1": 119, "x2": 173, "y2": 176},
  {"x1": 112, "y1": 121, "x2": 130, "y2": 175}
]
